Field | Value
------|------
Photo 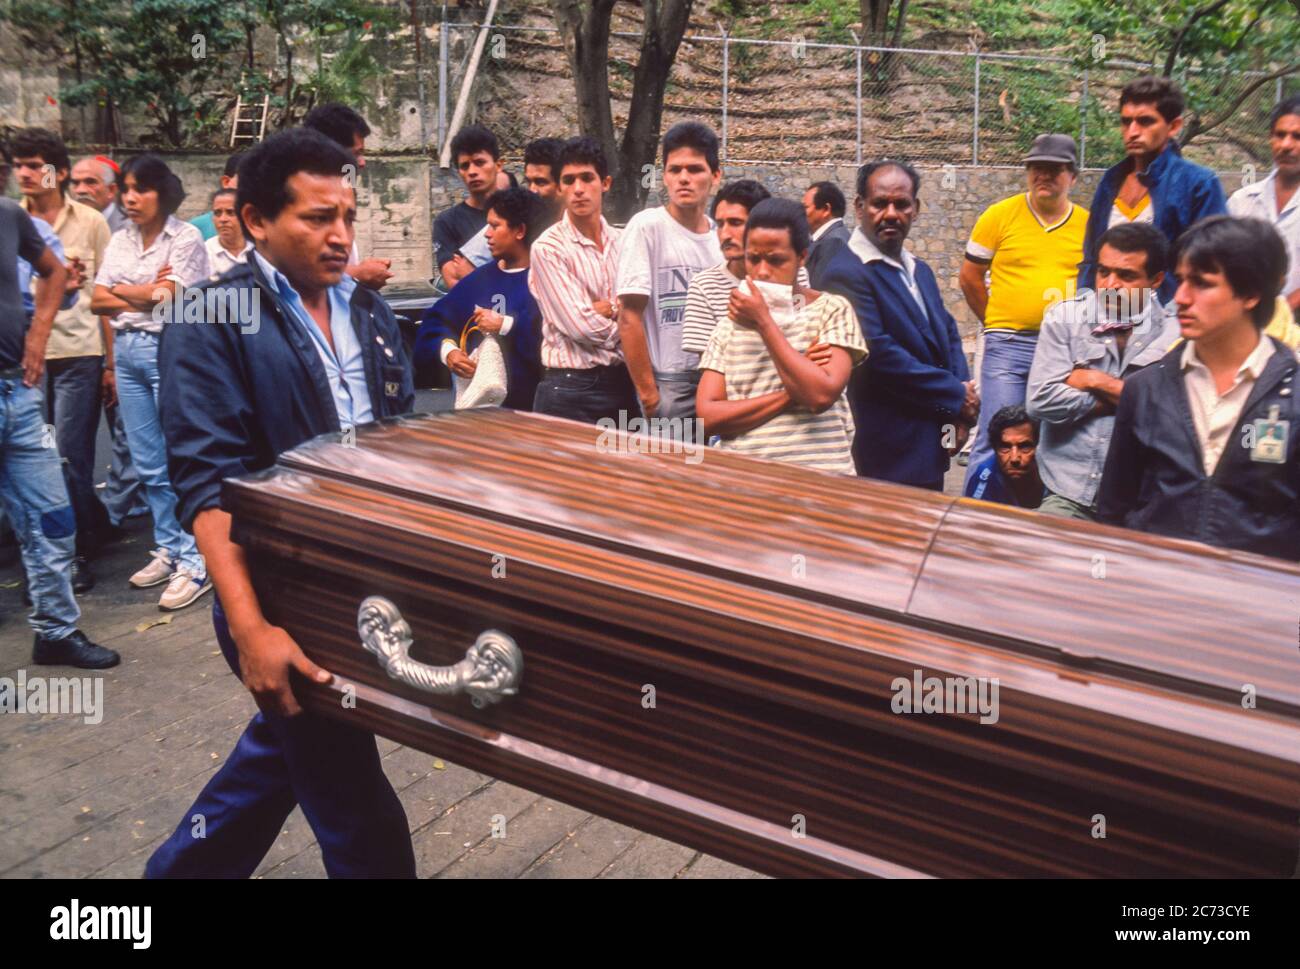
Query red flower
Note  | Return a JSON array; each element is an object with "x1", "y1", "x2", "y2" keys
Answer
[
  {"x1": 47, "y1": 95, "x2": 58, "y2": 105},
  {"x1": 363, "y1": 20, "x2": 372, "y2": 29}
]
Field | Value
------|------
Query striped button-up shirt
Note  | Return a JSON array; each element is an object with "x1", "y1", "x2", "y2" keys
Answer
[{"x1": 528, "y1": 211, "x2": 623, "y2": 369}]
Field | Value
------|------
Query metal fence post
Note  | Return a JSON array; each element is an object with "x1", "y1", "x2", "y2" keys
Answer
[
  {"x1": 720, "y1": 25, "x2": 729, "y2": 167},
  {"x1": 972, "y1": 53, "x2": 981, "y2": 166},
  {"x1": 852, "y1": 31, "x2": 863, "y2": 167},
  {"x1": 438, "y1": 4, "x2": 449, "y2": 152},
  {"x1": 1080, "y1": 68, "x2": 1088, "y2": 170}
]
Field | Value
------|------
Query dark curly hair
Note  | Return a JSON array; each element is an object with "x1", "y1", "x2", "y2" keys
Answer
[
  {"x1": 9, "y1": 127, "x2": 71, "y2": 192},
  {"x1": 486, "y1": 187, "x2": 552, "y2": 248}
]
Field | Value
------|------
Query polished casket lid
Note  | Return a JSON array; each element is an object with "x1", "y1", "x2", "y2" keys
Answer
[{"x1": 228, "y1": 409, "x2": 1300, "y2": 714}]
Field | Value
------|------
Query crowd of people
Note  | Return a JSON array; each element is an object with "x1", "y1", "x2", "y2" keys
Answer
[{"x1": 1, "y1": 74, "x2": 1298, "y2": 876}]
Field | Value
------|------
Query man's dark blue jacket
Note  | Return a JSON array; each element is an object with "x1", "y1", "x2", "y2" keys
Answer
[
  {"x1": 806, "y1": 220, "x2": 851, "y2": 290},
  {"x1": 1097, "y1": 337, "x2": 1300, "y2": 561},
  {"x1": 821, "y1": 241, "x2": 970, "y2": 486},
  {"x1": 158, "y1": 256, "x2": 416, "y2": 532},
  {"x1": 1078, "y1": 141, "x2": 1226, "y2": 304}
]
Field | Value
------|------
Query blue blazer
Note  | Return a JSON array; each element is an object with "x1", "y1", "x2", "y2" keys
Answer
[{"x1": 820, "y1": 243, "x2": 970, "y2": 486}]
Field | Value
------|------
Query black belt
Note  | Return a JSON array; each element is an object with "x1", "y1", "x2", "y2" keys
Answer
[
  {"x1": 0, "y1": 366, "x2": 24, "y2": 380},
  {"x1": 542, "y1": 362, "x2": 626, "y2": 379}
]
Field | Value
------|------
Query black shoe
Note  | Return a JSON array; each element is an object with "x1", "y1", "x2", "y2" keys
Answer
[
  {"x1": 33, "y1": 630, "x2": 120, "y2": 669},
  {"x1": 72, "y1": 557, "x2": 95, "y2": 594}
]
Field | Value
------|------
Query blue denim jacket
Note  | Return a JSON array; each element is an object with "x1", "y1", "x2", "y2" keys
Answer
[
  {"x1": 1078, "y1": 141, "x2": 1227, "y2": 303},
  {"x1": 1025, "y1": 290, "x2": 1181, "y2": 506}
]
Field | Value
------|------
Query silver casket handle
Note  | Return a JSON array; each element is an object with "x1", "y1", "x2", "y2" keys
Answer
[{"x1": 357, "y1": 596, "x2": 523, "y2": 709}]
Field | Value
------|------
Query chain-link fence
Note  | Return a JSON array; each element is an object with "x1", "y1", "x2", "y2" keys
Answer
[{"x1": 446, "y1": 17, "x2": 1299, "y2": 174}]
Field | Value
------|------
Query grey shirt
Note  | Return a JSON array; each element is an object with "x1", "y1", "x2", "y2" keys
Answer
[
  {"x1": 1, "y1": 198, "x2": 49, "y2": 369},
  {"x1": 1025, "y1": 290, "x2": 1180, "y2": 506}
]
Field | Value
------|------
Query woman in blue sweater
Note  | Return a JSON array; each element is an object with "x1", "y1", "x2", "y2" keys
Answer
[{"x1": 415, "y1": 187, "x2": 547, "y2": 410}]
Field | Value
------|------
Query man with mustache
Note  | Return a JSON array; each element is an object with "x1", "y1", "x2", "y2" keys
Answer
[
  {"x1": 69, "y1": 155, "x2": 128, "y2": 234},
  {"x1": 148, "y1": 127, "x2": 416, "y2": 877},
  {"x1": 820, "y1": 161, "x2": 976, "y2": 490},
  {"x1": 963, "y1": 405, "x2": 1045, "y2": 509},
  {"x1": 1078, "y1": 75, "x2": 1226, "y2": 305},
  {"x1": 1026, "y1": 222, "x2": 1179, "y2": 520},
  {"x1": 959, "y1": 134, "x2": 1087, "y2": 491},
  {"x1": 1228, "y1": 96, "x2": 1300, "y2": 332}
]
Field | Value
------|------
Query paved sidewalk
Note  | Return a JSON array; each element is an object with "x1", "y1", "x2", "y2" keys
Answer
[{"x1": 0, "y1": 517, "x2": 762, "y2": 879}]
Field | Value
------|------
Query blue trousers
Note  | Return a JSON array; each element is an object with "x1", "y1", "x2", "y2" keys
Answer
[
  {"x1": 144, "y1": 598, "x2": 416, "y2": 878},
  {"x1": 0, "y1": 378, "x2": 79, "y2": 639},
  {"x1": 115, "y1": 331, "x2": 203, "y2": 573},
  {"x1": 964, "y1": 329, "x2": 1039, "y2": 491}
]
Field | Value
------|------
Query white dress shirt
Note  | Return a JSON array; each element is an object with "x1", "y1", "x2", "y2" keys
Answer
[
  {"x1": 847, "y1": 226, "x2": 927, "y2": 317},
  {"x1": 811, "y1": 217, "x2": 844, "y2": 242},
  {"x1": 1181, "y1": 332, "x2": 1276, "y2": 476},
  {"x1": 1228, "y1": 170, "x2": 1300, "y2": 298},
  {"x1": 205, "y1": 236, "x2": 252, "y2": 279},
  {"x1": 94, "y1": 216, "x2": 210, "y2": 332}
]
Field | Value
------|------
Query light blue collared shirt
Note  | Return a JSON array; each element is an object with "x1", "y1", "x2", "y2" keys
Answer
[
  {"x1": 253, "y1": 250, "x2": 372, "y2": 426},
  {"x1": 18, "y1": 215, "x2": 77, "y2": 316},
  {"x1": 1025, "y1": 291, "x2": 1180, "y2": 506}
]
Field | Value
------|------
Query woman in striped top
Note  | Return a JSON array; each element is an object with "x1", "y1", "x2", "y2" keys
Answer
[{"x1": 696, "y1": 198, "x2": 867, "y2": 475}]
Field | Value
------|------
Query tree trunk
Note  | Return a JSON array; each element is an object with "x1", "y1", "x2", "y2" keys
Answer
[
  {"x1": 859, "y1": 0, "x2": 907, "y2": 92},
  {"x1": 612, "y1": 0, "x2": 692, "y2": 219},
  {"x1": 552, "y1": 1, "x2": 620, "y2": 191},
  {"x1": 552, "y1": 0, "x2": 693, "y2": 223}
]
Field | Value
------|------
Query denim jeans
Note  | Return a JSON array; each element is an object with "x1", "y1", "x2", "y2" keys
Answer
[
  {"x1": 101, "y1": 400, "x2": 147, "y2": 526},
  {"x1": 533, "y1": 362, "x2": 641, "y2": 426},
  {"x1": 0, "y1": 377, "x2": 79, "y2": 639},
  {"x1": 964, "y1": 329, "x2": 1040, "y2": 491},
  {"x1": 45, "y1": 355, "x2": 106, "y2": 554},
  {"x1": 654, "y1": 369, "x2": 701, "y2": 428},
  {"x1": 115, "y1": 330, "x2": 203, "y2": 573},
  {"x1": 144, "y1": 597, "x2": 416, "y2": 878}
]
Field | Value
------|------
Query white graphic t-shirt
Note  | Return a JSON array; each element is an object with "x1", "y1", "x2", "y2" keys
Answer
[{"x1": 616, "y1": 206, "x2": 723, "y2": 374}]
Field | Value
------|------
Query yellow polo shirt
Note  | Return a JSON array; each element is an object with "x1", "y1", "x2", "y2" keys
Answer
[
  {"x1": 23, "y1": 196, "x2": 111, "y2": 359},
  {"x1": 966, "y1": 193, "x2": 1088, "y2": 332}
]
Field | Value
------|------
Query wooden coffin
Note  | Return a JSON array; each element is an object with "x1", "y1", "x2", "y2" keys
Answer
[{"x1": 225, "y1": 409, "x2": 1300, "y2": 878}]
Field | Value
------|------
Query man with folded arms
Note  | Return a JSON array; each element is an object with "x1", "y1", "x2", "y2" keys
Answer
[
  {"x1": 1026, "y1": 222, "x2": 1178, "y2": 520},
  {"x1": 528, "y1": 136, "x2": 637, "y2": 424}
]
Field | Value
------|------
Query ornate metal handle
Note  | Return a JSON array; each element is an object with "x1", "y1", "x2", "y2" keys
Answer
[{"x1": 357, "y1": 596, "x2": 523, "y2": 709}]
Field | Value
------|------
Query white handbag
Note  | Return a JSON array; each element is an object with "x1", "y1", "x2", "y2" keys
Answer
[{"x1": 453, "y1": 324, "x2": 509, "y2": 409}]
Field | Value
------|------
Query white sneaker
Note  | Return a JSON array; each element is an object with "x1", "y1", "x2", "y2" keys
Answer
[
  {"x1": 159, "y1": 568, "x2": 213, "y2": 611},
  {"x1": 130, "y1": 549, "x2": 174, "y2": 588}
]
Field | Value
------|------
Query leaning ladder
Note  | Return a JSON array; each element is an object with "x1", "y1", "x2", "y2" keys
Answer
[{"x1": 229, "y1": 93, "x2": 270, "y2": 147}]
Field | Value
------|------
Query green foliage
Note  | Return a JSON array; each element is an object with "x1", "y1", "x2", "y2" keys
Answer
[
  {"x1": 0, "y1": 0, "x2": 396, "y2": 147},
  {"x1": 6, "y1": 0, "x2": 248, "y2": 146},
  {"x1": 1067, "y1": 0, "x2": 1300, "y2": 147}
]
